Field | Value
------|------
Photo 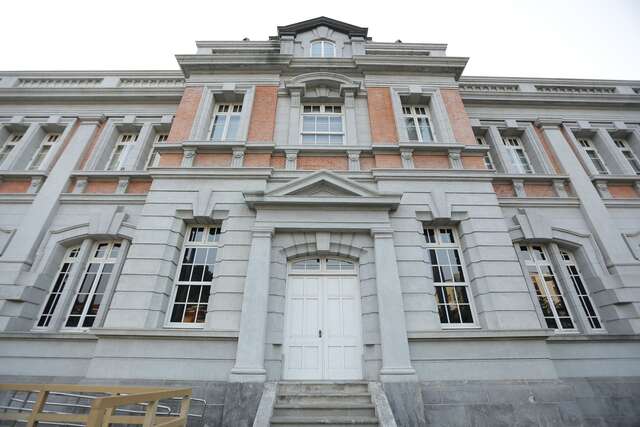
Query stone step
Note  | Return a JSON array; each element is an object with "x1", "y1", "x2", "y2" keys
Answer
[
  {"x1": 276, "y1": 393, "x2": 372, "y2": 405},
  {"x1": 270, "y1": 416, "x2": 379, "y2": 426},
  {"x1": 273, "y1": 403, "x2": 376, "y2": 418},
  {"x1": 277, "y1": 382, "x2": 370, "y2": 395}
]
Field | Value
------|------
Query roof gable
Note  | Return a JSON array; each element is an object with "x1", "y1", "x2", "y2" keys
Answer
[
  {"x1": 277, "y1": 17, "x2": 368, "y2": 38},
  {"x1": 266, "y1": 170, "x2": 379, "y2": 197}
]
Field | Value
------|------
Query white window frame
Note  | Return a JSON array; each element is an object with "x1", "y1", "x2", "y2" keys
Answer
[
  {"x1": 613, "y1": 138, "x2": 640, "y2": 174},
  {"x1": 578, "y1": 138, "x2": 609, "y2": 175},
  {"x1": 63, "y1": 241, "x2": 122, "y2": 330},
  {"x1": 424, "y1": 227, "x2": 478, "y2": 328},
  {"x1": 146, "y1": 132, "x2": 169, "y2": 169},
  {"x1": 107, "y1": 133, "x2": 138, "y2": 171},
  {"x1": 310, "y1": 40, "x2": 336, "y2": 58},
  {"x1": 28, "y1": 133, "x2": 60, "y2": 170},
  {"x1": 502, "y1": 137, "x2": 534, "y2": 174},
  {"x1": 165, "y1": 225, "x2": 221, "y2": 328},
  {"x1": 559, "y1": 250, "x2": 604, "y2": 331},
  {"x1": 402, "y1": 105, "x2": 435, "y2": 143},
  {"x1": 300, "y1": 104, "x2": 344, "y2": 145},
  {"x1": 208, "y1": 103, "x2": 243, "y2": 142},
  {"x1": 35, "y1": 246, "x2": 81, "y2": 328},
  {"x1": 519, "y1": 244, "x2": 576, "y2": 332},
  {"x1": 0, "y1": 132, "x2": 24, "y2": 167},
  {"x1": 289, "y1": 256, "x2": 356, "y2": 275}
]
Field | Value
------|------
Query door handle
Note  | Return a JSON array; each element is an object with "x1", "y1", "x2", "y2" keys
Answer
[{"x1": 318, "y1": 329, "x2": 322, "y2": 338}]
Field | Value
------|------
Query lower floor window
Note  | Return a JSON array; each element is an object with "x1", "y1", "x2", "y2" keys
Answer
[
  {"x1": 37, "y1": 246, "x2": 80, "y2": 327},
  {"x1": 168, "y1": 225, "x2": 220, "y2": 326},
  {"x1": 560, "y1": 250, "x2": 603, "y2": 330},
  {"x1": 520, "y1": 245, "x2": 574, "y2": 330},
  {"x1": 65, "y1": 241, "x2": 121, "y2": 328},
  {"x1": 425, "y1": 227, "x2": 475, "y2": 326}
]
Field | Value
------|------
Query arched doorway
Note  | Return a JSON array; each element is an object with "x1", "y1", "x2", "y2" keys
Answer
[{"x1": 282, "y1": 256, "x2": 363, "y2": 380}]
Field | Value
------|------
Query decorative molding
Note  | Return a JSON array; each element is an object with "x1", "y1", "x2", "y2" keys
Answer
[
  {"x1": 17, "y1": 78, "x2": 102, "y2": 88},
  {"x1": 119, "y1": 78, "x2": 184, "y2": 88},
  {"x1": 459, "y1": 84, "x2": 519, "y2": 93}
]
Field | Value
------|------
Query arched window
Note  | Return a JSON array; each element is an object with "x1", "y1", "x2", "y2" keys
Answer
[{"x1": 310, "y1": 40, "x2": 336, "y2": 58}]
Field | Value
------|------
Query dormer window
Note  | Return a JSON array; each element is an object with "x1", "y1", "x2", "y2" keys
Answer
[{"x1": 310, "y1": 40, "x2": 336, "y2": 58}]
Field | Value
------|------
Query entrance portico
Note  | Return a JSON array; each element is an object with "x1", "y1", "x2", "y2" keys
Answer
[{"x1": 229, "y1": 170, "x2": 416, "y2": 383}]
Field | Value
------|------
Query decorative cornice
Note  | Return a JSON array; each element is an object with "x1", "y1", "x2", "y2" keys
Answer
[{"x1": 277, "y1": 16, "x2": 368, "y2": 38}]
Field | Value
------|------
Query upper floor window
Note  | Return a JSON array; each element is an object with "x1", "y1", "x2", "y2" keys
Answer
[
  {"x1": 155, "y1": 133, "x2": 169, "y2": 143},
  {"x1": 519, "y1": 245, "x2": 574, "y2": 331},
  {"x1": 310, "y1": 40, "x2": 336, "y2": 58},
  {"x1": 301, "y1": 105, "x2": 344, "y2": 145},
  {"x1": 560, "y1": 250, "x2": 603, "y2": 330},
  {"x1": 502, "y1": 137, "x2": 533, "y2": 174},
  {"x1": 65, "y1": 241, "x2": 122, "y2": 329},
  {"x1": 403, "y1": 106, "x2": 434, "y2": 143},
  {"x1": 210, "y1": 104, "x2": 242, "y2": 142},
  {"x1": 0, "y1": 132, "x2": 24, "y2": 167},
  {"x1": 167, "y1": 225, "x2": 220, "y2": 326},
  {"x1": 613, "y1": 138, "x2": 640, "y2": 174},
  {"x1": 107, "y1": 133, "x2": 138, "y2": 171},
  {"x1": 578, "y1": 138, "x2": 609, "y2": 175},
  {"x1": 425, "y1": 227, "x2": 476, "y2": 327},
  {"x1": 475, "y1": 135, "x2": 494, "y2": 169},
  {"x1": 28, "y1": 133, "x2": 60, "y2": 170}
]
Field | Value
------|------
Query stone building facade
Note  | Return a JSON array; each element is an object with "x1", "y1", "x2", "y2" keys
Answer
[{"x1": 0, "y1": 17, "x2": 639, "y2": 426}]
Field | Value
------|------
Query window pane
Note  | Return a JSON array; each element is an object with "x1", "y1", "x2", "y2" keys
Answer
[
  {"x1": 211, "y1": 115, "x2": 226, "y2": 141},
  {"x1": 405, "y1": 118, "x2": 418, "y2": 141},
  {"x1": 311, "y1": 42, "x2": 322, "y2": 57},
  {"x1": 324, "y1": 42, "x2": 335, "y2": 57},
  {"x1": 303, "y1": 116, "x2": 315, "y2": 132},
  {"x1": 226, "y1": 116, "x2": 240, "y2": 140}
]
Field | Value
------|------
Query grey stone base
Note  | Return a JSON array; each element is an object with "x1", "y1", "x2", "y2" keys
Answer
[
  {"x1": 383, "y1": 381, "x2": 427, "y2": 426},
  {"x1": 0, "y1": 375, "x2": 262, "y2": 427},
  {"x1": 421, "y1": 377, "x2": 640, "y2": 427}
]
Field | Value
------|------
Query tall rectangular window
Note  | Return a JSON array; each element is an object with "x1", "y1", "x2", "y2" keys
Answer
[
  {"x1": 560, "y1": 250, "x2": 603, "y2": 330},
  {"x1": 107, "y1": 133, "x2": 138, "y2": 171},
  {"x1": 65, "y1": 241, "x2": 121, "y2": 328},
  {"x1": 300, "y1": 105, "x2": 344, "y2": 144},
  {"x1": 578, "y1": 138, "x2": 608, "y2": 174},
  {"x1": 403, "y1": 105, "x2": 434, "y2": 143},
  {"x1": 0, "y1": 132, "x2": 24, "y2": 167},
  {"x1": 475, "y1": 136, "x2": 494, "y2": 169},
  {"x1": 36, "y1": 246, "x2": 81, "y2": 327},
  {"x1": 29, "y1": 133, "x2": 60, "y2": 170},
  {"x1": 425, "y1": 227, "x2": 475, "y2": 326},
  {"x1": 168, "y1": 225, "x2": 220, "y2": 326},
  {"x1": 613, "y1": 138, "x2": 640, "y2": 174},
  {"x1": 502, "y1": 137, "x2": 533, "y2": 174},
  {"x1": 210, "y1": 104, "x2": 242, "y2": 141},
  {"x1": 519, "y1": 245, "x2": 575, "y2": 330}
]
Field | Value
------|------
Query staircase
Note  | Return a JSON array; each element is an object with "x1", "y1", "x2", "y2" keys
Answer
[{"x1": 270, "y1": 382, "x2": 379, "y2": 426}]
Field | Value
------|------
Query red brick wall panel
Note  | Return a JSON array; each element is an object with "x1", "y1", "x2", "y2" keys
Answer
[
  {"x1": 193, "y1": 153, "x2": 232, "y2": 167},
  {"x1": 493, "y1": 182, "x2": 515, "y2": 198},
  {"x1": 297, "y1": 155, "x2": 348, "y2": 171},
  {"x1": 247, "y1": 86, "x2": 278, "y2": 143},
  {"x1": 413, "y1": 154, "x2": 450, "y2": 169},
  {"x1": 367, "y1": 87, "x2": 398, "y2": 144},
  {"x1": 440, "y1": 89, "x2": 476, "y2": 145},
  {"x1": 168, "y1": 87, "x2": 203, "y2": 143}
]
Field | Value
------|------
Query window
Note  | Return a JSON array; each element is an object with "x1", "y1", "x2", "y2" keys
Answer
[
  {"x1": 578, "y1": 138, "x2": 608, "y2": 174},
  {"x1": 502, "y1": 137, "x2": 533, "y2": 174},
  {"x1": 519, "y1": 245, "x2": 575, "y2": 331},
  {"x1": 168, "y1": 225, "x2": 220, "y2": 326},
  {"x1": 107, "y1": 133, "x2": 138, "y2": 171},
  {"x1": 36, "y1": 246, "x2": 81, "y2": 328},
  {"x1": 425, "y1": 227, "x2": 475, "y2": 326},
  {"x1": 301, "y1": 105, "x2": 344, "y2": 144},
  {"x1": 402, "y1": 106, "x2": 434, "y2": 143},
  {"x1": 65, "y1": 241, "x2": 122, "y2": 329},
  {"x1": 310, "y1": 40, "x2": 336, "y2": 57},
  {"x1": 613, "y1": 138, "x2": 640, "y2": 174},
  {"x1": 146, "y1": 133, "x2": 168, "y2": 168},
  {"x1": 475, "y1": 136, "x2": 494, "y2": 169},
  {"x1": 560, "y1": 250, "x2": 603, "y2": 330},
  {"x1": 0, "y1": 132, "x2": 24, "y2": 167},
  {"x1": 290, "y1": 257, "x2": 355, "y2": 273},
  {"x1": 210, "y1": 104, "x2": 242, "y2": 141},
  {"x1": 28, "y1": 133, "x2": 60, "y2": 170}
]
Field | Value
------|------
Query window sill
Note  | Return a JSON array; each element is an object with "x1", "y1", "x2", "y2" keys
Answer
[
  {"x1": 407, "y1": 329, "x2": 552, "y2": 340},
  {"x1": 94, "y1": 328, "x2": 239, "y2": 340}
]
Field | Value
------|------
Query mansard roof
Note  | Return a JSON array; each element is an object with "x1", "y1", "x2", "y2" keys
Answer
[{"x1": 277, "y1": 17, "x2": 369, "y2": 38}]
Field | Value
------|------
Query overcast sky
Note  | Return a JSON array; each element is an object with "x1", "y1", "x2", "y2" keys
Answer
[{"x1": 1, "y1": 0, "x2": 638, "y2": 80}]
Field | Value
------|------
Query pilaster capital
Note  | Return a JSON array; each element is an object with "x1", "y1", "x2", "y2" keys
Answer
[
  {"x1": 251, "y1": 226, "x2": 274, "y2": 238},
  {"x1": 371, "y1": 227, "x2": 394, "y2": 238},
  {"x1": 534, "y1": 118, "x2": 563, "y2": 129}
]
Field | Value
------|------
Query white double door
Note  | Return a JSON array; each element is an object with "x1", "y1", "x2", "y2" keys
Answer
[{"x1": 283, "y1": 273, "x2": 363, "y2": 380}]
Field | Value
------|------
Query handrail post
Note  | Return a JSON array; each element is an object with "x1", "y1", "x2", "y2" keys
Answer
[
  {"x1": 179, "y1": 394, "x2": 190, "y2": 426},
  {"x1": 87, "y1": 402, "x2": 106, "y2": 427},
  {"x1": 142, "y1": 400, "x2": 159, "y2": 427},
  {"x1": 26, "y1": 389, "x2": 48, "y2": 427}
]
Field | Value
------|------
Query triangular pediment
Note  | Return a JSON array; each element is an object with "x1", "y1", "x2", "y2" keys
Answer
[
  {"x1": 277, "y1": 17, "x2": 368, "y2": 38},
  {"x1": 266, "y1": 170, "x2": 380, "y2": 198}
]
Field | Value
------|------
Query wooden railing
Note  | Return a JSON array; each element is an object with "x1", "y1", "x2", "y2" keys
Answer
[{"x1": 0, "y1": 383, "x2": 192, "y2": 427}]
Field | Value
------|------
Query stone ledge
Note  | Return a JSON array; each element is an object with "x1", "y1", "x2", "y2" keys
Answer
[
  {"x1": 93, "y1": 328, "x2": 239, "y2": 340},
  {"x1": 407, "y1": 329, "x2": 552, "y2": 340}
]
